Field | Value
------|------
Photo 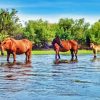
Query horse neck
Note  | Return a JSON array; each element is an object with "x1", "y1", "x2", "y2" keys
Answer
[{"x1": 53, "y1": 38, "x2": 61, "y2": 46}]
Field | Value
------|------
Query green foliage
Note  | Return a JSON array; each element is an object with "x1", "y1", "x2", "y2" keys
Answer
[
  {"x1": 88, "y1": 21, "x2": 100, "y2": 44},
  {"x1": 0, "y1": 9, "x2": 23, "y2": 40},
  {"x1": 1, "y1": 8, "x2": 100, "y2": 48}
]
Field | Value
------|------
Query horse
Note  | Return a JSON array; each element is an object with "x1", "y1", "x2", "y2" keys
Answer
[
  {"x1": 0, "y1": 38, "x2": 32, "y2": 62},
  {"x1": 52, "y1": 38, "x2": 78, "y2": 61},
  {"x1": 90, "y1": 43, "x2": 100, "y2": 58}
]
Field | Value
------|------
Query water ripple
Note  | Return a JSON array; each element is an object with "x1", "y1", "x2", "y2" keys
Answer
[{"x1": 0, "y1": 55, "x2": 100, "y2": 100}]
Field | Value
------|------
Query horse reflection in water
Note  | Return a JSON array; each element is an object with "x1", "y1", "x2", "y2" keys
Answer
[
  {"x1": 0, "y1": 38, "x2": 32, "y2": 62},
  {"x1": 0, "y1": 61, "x2": 32, "y2": 80},
  {"x1": 91, "y1": 57, "x2": 100, "y2": 62},
  {"x1": 52, "y1": 37, "x2": 78, "y2": 64}
]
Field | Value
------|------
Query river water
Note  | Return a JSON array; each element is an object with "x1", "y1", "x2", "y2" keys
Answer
[{"x1": 0, "y1": 54, "x2": 100, "y2": 100}]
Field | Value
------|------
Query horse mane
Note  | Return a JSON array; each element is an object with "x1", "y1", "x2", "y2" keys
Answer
[
  {"x1": 2, "y1": 38, "x2": 17, "y2": 46},
  {"x1": 10, "y1": 38, "x2": 16, "y2": 42},
  {"x1": 3, "y1": 37, "x2": 15, "y2": 42}
]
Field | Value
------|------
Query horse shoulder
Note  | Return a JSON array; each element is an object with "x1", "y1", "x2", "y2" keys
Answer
[{"x1": 54, "y1": 43, "x2": 60, "y2": 50}]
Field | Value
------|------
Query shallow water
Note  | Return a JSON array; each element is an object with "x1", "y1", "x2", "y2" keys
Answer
[{"x1": 0, "y1": 54, "x2": 100, "y2": 100}]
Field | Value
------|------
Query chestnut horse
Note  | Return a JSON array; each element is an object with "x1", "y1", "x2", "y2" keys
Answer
[
  {"x1": 52, "y1": 39, "x2": 78, "y2": 61},
  {"x1": 0, "y1": 38, "x2": 32, "y2": 62},
  {"x1": 90, "y1": 43, "x2": 100, "y2": 58}
]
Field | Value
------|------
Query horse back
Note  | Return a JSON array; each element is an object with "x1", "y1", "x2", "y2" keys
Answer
[
  {"x1": 54, "y1": 40, "x2": 73, "y2": 51},
  {"x1": 18, "y1": 39, "x2": 32, "y2": 50},
  {"x1": 63, "y1": 40, "x2": 78, "y2": 50},
  {"x1": 54, "y1": 40, "x2": 78, "y2": 52},
  {"x1": 94, "y1": 45, "x2": 100, "y2": 52}
]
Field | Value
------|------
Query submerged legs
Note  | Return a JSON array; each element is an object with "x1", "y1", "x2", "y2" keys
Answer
[
  {"x1": 70, "y1": 50, "x2": 74, "y2": 61},
  {"x1": 93, "y1": 49, "x2": 96, "y2": 58},
  {"x1": 70, "y1": 50, "x2": 78, "y2": 61},
  {"x1": 25, "y1": 50, "x2": 32, "y2": 62},
  {"x1": 55, "y1": 50, "x2": 60, "y2": 60}
]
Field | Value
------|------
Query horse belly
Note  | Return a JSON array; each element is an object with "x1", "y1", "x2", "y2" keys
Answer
[
  {"x1": 59, "y1": 48, "x2": 69, "y2": 52},
  {"x1": 16, "y1": 47, "x2": 26, "y2": 54},
  {"x1": 16, "y1": 51, "x2": 25, "y2": 55}
]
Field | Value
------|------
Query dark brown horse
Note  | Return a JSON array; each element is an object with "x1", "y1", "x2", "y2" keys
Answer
[
  {"x1": 52, "y1": 38, "x2": 78, "y2": 61},
  {"x1": 0, "y1": 38, "x2": 32, "y2": 62}
]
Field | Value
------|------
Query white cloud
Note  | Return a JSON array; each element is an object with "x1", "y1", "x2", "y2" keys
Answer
[{"x1": 17, "y1": 13, "x2": 100, "y2": 26}]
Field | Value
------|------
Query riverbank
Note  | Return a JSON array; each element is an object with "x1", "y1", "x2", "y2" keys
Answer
[
  {"x1": 32, "y1": 49, "x2": 93, "y2": 55},
  {"x1": 1, "y1": 49, "x2": 94, "y2": 56}
]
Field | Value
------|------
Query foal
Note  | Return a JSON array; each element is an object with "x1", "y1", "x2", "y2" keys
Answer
[{"x1": 90, "y1": 43, "x2": 100, "y2": 58}]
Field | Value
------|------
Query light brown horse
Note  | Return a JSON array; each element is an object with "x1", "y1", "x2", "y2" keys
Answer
[
  {"x1": 90, "y1": 43, "x2": 100, "y2": 58},
  {"x1": 0, "y1": 38, "x2": 32, "y2": 62},
  {"x1": 52, "y1": 39, "x2": 78, "y2": 61}
]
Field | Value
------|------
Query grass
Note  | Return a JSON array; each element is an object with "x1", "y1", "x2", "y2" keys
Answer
[
  {"x1": 1, "y1": 49, "x2": 93, "y2": 56},
  {"x1": 32, "y1": 49, "x2": 93, "y2": 55}
]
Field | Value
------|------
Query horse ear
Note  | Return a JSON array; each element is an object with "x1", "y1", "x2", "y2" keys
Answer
[{"x1": 10, "y1": 38, "x2": 15, "y2": 42}]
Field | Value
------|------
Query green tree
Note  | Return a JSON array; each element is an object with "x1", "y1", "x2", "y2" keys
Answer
[
  {"x1": 0, "y1": 9, "x2": 22, "y2": 40},
  {"x1": 88, "y1": 20, "x2": 100, "y2": 44},
  {"x1": 24, "y1": 19, "x2": 53, "y2": 48}
]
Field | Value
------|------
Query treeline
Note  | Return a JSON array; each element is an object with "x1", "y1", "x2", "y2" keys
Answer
[{"x1": 0, "y1": 9, "x2": 100, "y2": 48}]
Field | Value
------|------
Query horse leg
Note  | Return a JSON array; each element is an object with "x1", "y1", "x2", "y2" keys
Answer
[
  {"x1": 25, "y1": 50, "x2": 31, "y2": 62},
  {"x1": 55, "y1": 51, "x2": 58, "y2": 60},
  {"x1": 25, "y1": 52, "x2": 28, "y2": 61},
  {"x1": 12, "y1": 52, "x2": 16, "y2": 62},
  {"x1": 74, "y1": 50, "x2": 78, "y2": 60},
  {"x1": 70, "y1": 50, "x2": 74, "y2": 61},
  {"x1": 27, "y1": 50, "x2": 31, "y2": 62},
  {"x1": 7, "y1": 52, "x2": 10, "y2": 62},
  {"x1": 58, "y1": 52, "x2": 60, "y2": 59},
  {"x1": 93, "y1": 49, "x2": 96, "y2": 58},
  {"x1": 55, "y1": 50, "x2": 60, "y2": 60}
]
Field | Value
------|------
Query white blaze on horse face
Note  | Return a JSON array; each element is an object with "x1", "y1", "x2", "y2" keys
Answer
[{"x1": 90, "y1": 43, "x2": 94, "y2": 48}]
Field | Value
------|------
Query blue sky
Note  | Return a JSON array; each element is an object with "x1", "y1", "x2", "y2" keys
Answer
[{"x1": 0, "y1": 0, "x2": 100, "y2": 24}]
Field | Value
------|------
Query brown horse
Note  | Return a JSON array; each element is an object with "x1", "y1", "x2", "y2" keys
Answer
[
  {"x1": 0, "y1": 38, "x2": 32, "y2": 62},
  {"x1": 52, "y1": 39, "x2": 78, "y2": 61},
  {"x1": 90, "y1": 43, "x2": 100, "y2": 58}
]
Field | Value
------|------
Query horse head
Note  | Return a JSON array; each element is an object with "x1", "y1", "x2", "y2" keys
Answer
[
  {"x1": 0, "y1": 38, "x2": 14, "y2": 56},
  {"x1": 90, "y1": 43, "x2": 95, "y2": 49},
  {"x1": 52, "y1": 36, "x2": 63, "y2": 48}
]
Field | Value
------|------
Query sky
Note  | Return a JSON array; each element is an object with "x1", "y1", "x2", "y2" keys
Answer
[{"x1": 0, "y1": 0, "x2": 100, "y2": 25}]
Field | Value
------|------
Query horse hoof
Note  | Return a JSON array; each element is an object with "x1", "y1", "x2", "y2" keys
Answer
[{"x1": 94, "y1": 56, "x2": 96, "y2": 58}]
